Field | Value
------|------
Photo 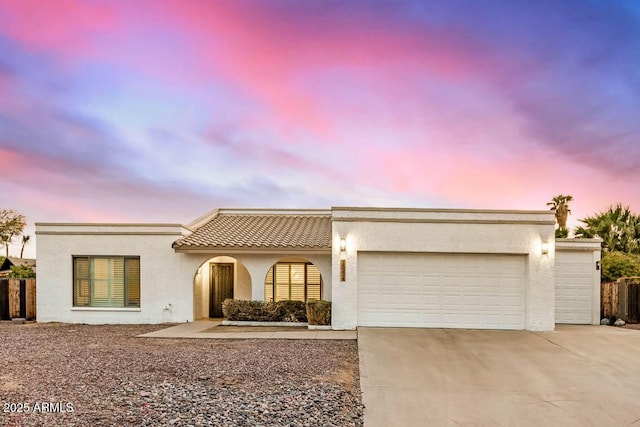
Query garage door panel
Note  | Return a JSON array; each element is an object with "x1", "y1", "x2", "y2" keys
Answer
[
  {"x1": 555, "y1": 251, "x2": 593, "y2": 324},
  {"x1": 357, "y1": 252, "x2": 526, "y2": 330}
]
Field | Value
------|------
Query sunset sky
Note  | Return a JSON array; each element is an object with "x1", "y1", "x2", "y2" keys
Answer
[{"x1": 1, "y1": 0, "x2": 639, "y2": 257}]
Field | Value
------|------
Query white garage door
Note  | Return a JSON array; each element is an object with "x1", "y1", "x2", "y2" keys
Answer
[
  {"x1": 555, "y1": 251, "x2": 593, "y2": 324},
  {"x1": 358, "y1": 252, "x2": 526, "y2": 330}
]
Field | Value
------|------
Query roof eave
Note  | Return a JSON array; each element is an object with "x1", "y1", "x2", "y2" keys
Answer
[{"x1": 173, "y1": 245, "x2": 331, "y2": 254}]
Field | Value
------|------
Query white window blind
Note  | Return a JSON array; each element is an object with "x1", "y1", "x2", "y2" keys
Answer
[
  {"x1": 264, "y1": 262, "x2": 322, "y2": 302},
  {"x1": 74, "y1": 257, "x2": 90, "y2": 306},
  {"x1": 264, "y1": 267, "x2": 274, "y2": 302},
  {"x1": 73, "y1": 256, "x2": 140, "y2": 308}
]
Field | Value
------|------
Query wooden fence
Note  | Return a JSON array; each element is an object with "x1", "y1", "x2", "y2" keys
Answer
[
  {"x1": 602, "y1": 277, "x2": 640, "y2": 323},
  {"x1": 601, "y1": 281, "x2": 618, "y2": 319},
  {"x1": 0, "y1": 278, "x2": 36, "y2": 320}
]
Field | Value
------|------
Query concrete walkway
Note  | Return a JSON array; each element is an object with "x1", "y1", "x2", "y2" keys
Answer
[
  {"x1": 138, "y1": 319, "x2": 357, "y2": 340},
  {"x1": 358, "y1": 325, "x2": 640, "y2": 427}
]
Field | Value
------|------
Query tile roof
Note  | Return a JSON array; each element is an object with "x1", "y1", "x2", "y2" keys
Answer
[{"x1": 173, "y1": 212, "x2": 332, "y2": 249}]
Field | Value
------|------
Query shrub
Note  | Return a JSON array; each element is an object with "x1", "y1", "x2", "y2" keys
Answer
[
  {"x1": 306, "y1": 300, "x2": 331, "y2": 325},
  {"x1": 555, "y1": 227, "x2": 569, "y2": 238},
  {"x1": 221, "y1": 299, "x2": 308, "y2": 322},
  {"x1": 275, "y1": 300, "x2": 307, "y2": 322},
  {"x1": 601, "y1": 251, "x2": 640, "y2": 282},
  {"x1": 222, "y1": 299, "x2": 266, "y2": 321},
  {"x1": 8, "y1": 264, "x2": 35, "y2": 278}
]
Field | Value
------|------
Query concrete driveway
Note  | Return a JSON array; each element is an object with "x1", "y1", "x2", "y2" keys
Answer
[{"x1": 358, "y1": 325, "x2": 640, "y2": 426}]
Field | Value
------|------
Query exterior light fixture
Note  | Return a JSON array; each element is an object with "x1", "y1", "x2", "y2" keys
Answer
[
  {"x1": 596, "y1": 261, "x2": 601, "y2": 271},
  {"x1": 339, "y1": 236, "x2": 347, "y2": 281},
  {"x1": 541, "y1": 240, "x2": 549, "y2": 255}
]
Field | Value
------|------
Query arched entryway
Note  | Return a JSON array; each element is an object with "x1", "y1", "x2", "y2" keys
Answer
[
  {"x1": 263, "y1": 257, "x2": 323, "y2": 302},
  {"x1": 193, "y1": 256, "x2": 251, "y2": 319}
]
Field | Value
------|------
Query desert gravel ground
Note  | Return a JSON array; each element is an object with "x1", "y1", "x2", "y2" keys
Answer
[{"x1": 0, "y1": 322, "x2": 363, "y2": 427}]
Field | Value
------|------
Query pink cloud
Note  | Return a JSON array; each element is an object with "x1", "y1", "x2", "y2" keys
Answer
[
  {"x1": 0, "y1": 148, "x2": 115, "y2": 221},
  {"x1": 0, "y1": 0, "x2": 118, "y2": 58},
  {"x1": 0, "y1": 1, "x2": 503, "y2": 139},
  {"x1": 146, "y1": 2, "x2": 496, "y2": 137}
]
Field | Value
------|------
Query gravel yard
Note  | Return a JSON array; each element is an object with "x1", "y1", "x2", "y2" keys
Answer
[{"x1": 0, "y1": 323, "x2": 363, "y2": 427}]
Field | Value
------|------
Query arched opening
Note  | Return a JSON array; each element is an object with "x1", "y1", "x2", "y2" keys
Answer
[
  {"x1": 193, "y1": 256, "x2": 251, "y2": 319},
  {"x1": 263, "y1": 257, "x2": 323, "y2": 302}
]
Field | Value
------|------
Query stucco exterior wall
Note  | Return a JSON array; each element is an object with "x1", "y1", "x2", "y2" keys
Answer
[
  {"x1": 35, "y1": 223, "x2": 189, "y2": 324},
  {"x1": 37, "y1": 222, "x2": 332, "y2": 324},
  {"x1": 37, "y1": 208, "x2": 565, "y2": 330},
  {"x1": 331, "y1": 208, "x2": 556, "y2": 331}
]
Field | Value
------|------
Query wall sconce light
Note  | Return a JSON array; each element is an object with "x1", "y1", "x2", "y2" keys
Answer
[
  {"x1": 541, "y1": 240, "x2": 549, "y2": 255},
  {"x1": 339, "y1": 236, "x2": 347, "y2": 281},
  {"x1": 596, "y1": 261, "x2": 601, "y2": 271}
]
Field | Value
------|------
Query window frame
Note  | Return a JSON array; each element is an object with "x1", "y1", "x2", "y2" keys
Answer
[
  {"x1": 264, "y1": 262, "x2": 322, "y2": 302},
  {"x1": 72, "y1": 256, "x2": 141, "y2": 308}
]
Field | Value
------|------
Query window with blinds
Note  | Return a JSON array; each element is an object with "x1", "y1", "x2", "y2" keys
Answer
[
  {"x1": 73, "y1": 256, "x2": 140, "y2": 308},
  {"x1": 264, "y1": 263, "x2": 322, "y2": 302}
]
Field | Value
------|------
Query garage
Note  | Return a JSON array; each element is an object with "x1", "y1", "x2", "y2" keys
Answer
[
  {"x1": 555, "y1": 250, "x2": 595, "y2": 324},
  {"x1": 357, "y1": 252, "x2": 526, "y2": 330}
]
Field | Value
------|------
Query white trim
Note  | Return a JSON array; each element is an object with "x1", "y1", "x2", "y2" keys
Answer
[
  {"x1": 332, "y1": 217, "x2": 555, "y2": 225},
  {"x1": 332, "y1": 206, "x2": 552, "y2": 214},
  {"x1": 221, "y1": 320, "x2": 307, "y2": 327},
  {"x1": 37, "y1": 231, "x2": 183, "y2": 236},
  {"x1": 555, "y1": 238, "x2": 602, "y2": 251},
  {"x1": 174, "y1": 248, "x2": 331, "y2": 254},
  {"x1": 71, "y1": 307, "x2": 142, "y2": 312},
  {"x1": 219, "y1": 208, "x2": 330, "y2": 215},
  {"x1": 35, "y1": 223, "x2": 182, "y2": 227},
  {"x1": 308, "y1": 325, "x2": 332, "y2": 330}
]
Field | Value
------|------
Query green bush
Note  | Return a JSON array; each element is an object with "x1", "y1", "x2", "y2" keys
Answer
[
  {"x1": 8, "y1": 264, "x2": 35, "y2": 278},
  {"x1": 306, "y1": 300, "x2": 331, "y2": 325},
  {"x1": 555, "y1": 227, "x2": 569, "y2": 238},
  {"x1": 221, "y1": 299, "x2": 307, "y2": 322},
  {"x1": 601, "y1": 251, "x2": 640, "y2": 282}
]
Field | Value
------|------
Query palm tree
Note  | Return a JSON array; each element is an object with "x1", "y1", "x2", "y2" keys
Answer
[
  {"x1": 20, "y1": 235, "x2": 30, "y2": 258},
  {"x1": 575, "y1": 204, "x2": 640, "y2": 254},
  {"x1": 547, "y1": 194, "x2": 573, "y2": 237}
]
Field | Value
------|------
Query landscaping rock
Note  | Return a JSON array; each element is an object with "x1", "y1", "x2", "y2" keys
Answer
[
  {"x1": 0, "y1": 323, "x2": 363, "y2": 426},
  {"x1": 615, "y1": 319, "x2": 626, "y2": 326},
  {"x1": 600, "y1": 318, "x2": 611, "y2": 325}
]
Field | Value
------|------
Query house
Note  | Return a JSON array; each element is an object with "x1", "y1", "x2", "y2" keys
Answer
[
  {"x1": 35, "y1": 207, "x2": 601, "y2": 331},
  {"x1": 0, "y1": 257, "x2": 36, "y2": 277}
]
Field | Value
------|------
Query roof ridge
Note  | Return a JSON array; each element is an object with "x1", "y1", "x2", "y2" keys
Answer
[{"x1": 218, "y1": 212, "x2": 330, "y2": 217}]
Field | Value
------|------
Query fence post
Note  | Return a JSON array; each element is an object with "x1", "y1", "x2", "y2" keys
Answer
[{"x1": 0, "y1": 279, "x2": 9, "y2": 320}]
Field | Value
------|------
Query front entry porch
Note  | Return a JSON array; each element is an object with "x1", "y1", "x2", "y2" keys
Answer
[
  {"x1": 191, "y1": 254, "x2": 331, "y2": 321},
  {"x1": 193, "y1": 256, "x2": 252, "y2": 320}
]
